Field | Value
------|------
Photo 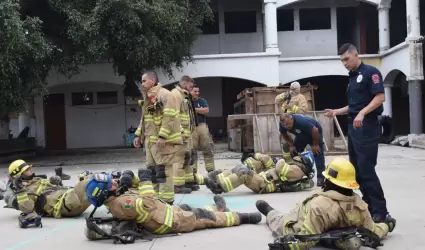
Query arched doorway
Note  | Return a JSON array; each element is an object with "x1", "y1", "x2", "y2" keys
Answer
[{"x1": 387, "y1": 70, "x2": 410, "y2": 135}]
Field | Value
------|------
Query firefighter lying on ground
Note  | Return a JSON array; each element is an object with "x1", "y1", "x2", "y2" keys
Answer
[
  {"x1": 1, "y1": 163, "x2": 72, "y2": 207},
  {"x1": 206, "y1": 149, "x2": 315, "y2": 195},
  {"x1": 7, "y1": 159, "x2": 93, "y2": 228},
  {"x1": 85, "y1": 169, "x2": 262, "y2": 239},
  {"x1": 257, "y1": 157, "x2": 396, "y2": 250},
  {"x1": 240, "y1": 151, "x2": 278, "y2": 173}
]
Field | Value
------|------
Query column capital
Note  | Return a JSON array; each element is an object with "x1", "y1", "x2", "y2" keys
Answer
[
  {"x1": 264, "y1": 0, "x2": 277, "y2": 4},
  {"x1": 377, "y1": 3, "x2": 391, "y2": 11}
]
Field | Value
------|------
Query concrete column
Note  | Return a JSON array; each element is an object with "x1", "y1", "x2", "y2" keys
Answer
[
  {"x1": 406, "y1": 0, "x2": 424, "y2": 134},
  {"x1": 217, "y1": 0, "x2": 225, "y2": 54},
  {"x1": 409, "y1": 80, "x2": 423, "y2": 134},
  {"x1": 406, "y1": 0, "x2": 421, "y2": 39},
  {"x1": 18, "y1": 112, "x2": 30, "y2": 134},
  {"x1": 264, "y1": 0, "x2": 279, "y2": 53},
  {"x1": 382, "y1": 84, "x2": 393, "y2": 117},
  {"x1": 377, "y1": 4, "x2": 390, "y2": 52}
]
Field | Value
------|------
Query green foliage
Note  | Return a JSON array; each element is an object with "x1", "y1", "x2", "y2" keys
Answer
[
  {"x1": 0, "y1": 0, "x2": 53, "y2": 117},
  {"x1": 1, "y1": 0, "x2": 212, "y2": 116}
]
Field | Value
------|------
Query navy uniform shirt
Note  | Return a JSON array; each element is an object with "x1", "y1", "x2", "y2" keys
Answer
[
  {"x1": 347, "y1": 63, "x2": 385, "y2": 116},
  {"x1": 279, "y1": 114, "x2": 323, "y2": 143},
  {"x1": 193, "y1": 97, "x2": 208, "y2": 124}
]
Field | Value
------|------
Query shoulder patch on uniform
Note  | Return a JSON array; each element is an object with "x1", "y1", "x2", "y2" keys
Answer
[
  {"x1": 124, "y1": 199, "x2": 132, "y2": 209},
  {"x1": 371, "y1": 74, "x2": 380, "y2": 84}
]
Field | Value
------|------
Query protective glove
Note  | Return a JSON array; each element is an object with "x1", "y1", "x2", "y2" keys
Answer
[{"x1": 138, "y1": 168, "x2": 152, "y2": 182}]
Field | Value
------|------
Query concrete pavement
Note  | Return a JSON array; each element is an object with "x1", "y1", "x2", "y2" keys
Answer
[{"x1": 0, "y1": 144, "x2": 424, "y2": 250}]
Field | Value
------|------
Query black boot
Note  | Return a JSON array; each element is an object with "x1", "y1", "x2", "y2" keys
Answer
[
  {"x1": 186, "y1": 182, "x2": 200, "y2": 191},
  {"x1": 237, "y1": 212, "x2": 262, "y2": 224},
  {"x1": 207, "y1": 170, "x2": 223, "y2": 183},
  {"x1": 206, "y1": 178, "x2": 224, "y2": 194},
  {"x1": 55, "y1": 167, "x2": 71, "y2": 181},
  {"x1": 174, "y1": 186, "x2": 192, "y2": 194},
  {"x1": 256, "y1": 200, "x2": 275, "y2": 216},
  {"x1": 213, "y1": 195, "x2": 229, "y2": 212},
  {"x1": 179, "y1": 204, "x2": 193, "y2": 211},
  {"x1": 204, "y1": 177, "x2": 210, "y2": 189}
]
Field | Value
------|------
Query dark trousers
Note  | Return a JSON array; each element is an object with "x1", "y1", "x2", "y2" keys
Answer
[
  {"x1": 294, "y1": 136, "x2": 325, "y2": 179},
  {"x1": 348, "y1": 116, "x2": 387, "y2": 216}
]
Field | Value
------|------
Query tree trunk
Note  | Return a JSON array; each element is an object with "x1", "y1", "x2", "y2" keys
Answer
[{"x1": 0, "y1": 120, "x2": 10, "y2": 139}]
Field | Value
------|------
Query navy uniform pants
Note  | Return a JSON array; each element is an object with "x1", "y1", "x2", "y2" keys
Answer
[
  {"x1": 293, "y1": 135, "x2": 325, "y2": 179},
  {"x1": 348, "y1": 115, "x2": 387, "y2": 217}
]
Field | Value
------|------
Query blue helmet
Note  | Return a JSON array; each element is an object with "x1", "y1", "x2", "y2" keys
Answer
[
  {"x1": 300, "y1": 151, "x2": 315, "y2": 165},
  {"x1": 85, "y1": 173, "x2": 113, "y2": 207}
]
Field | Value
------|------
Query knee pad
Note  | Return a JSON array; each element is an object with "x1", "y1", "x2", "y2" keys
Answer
[
  {"x1": 49, "y1": 176, "x2": 63, "y2": 186},
  {"x1": 138, "y1": 168, "x2": 152, "y2": 182},
  {"x1": 18, "y1": 212, "x2": 42, "y2": 228},
  {"x1": 234, "y1": 167, "x2": 254, "y2": 177},
  {"x1": 184, "y1": 151, "x2": 191, "y2": 166},
  {"x1": 193, "y1": 208, "x2": 216, "y2": 221},
  {"x1": 147, "y1": 166, "x2": 157, "y2": 183},
  {"x1": 190, "y1": 149, "x2": 198, "y2": 165},
  {"x1": 155, "y1": 165, "x2": 166, "y2": 183}
]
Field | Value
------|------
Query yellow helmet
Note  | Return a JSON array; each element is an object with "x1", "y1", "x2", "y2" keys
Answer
[
  {"x1": 9, "y1": 159, "x2": 32, "y2": 178},
  {"x1": 322, "y1": 158, "x2": 359, "y2": 190}
]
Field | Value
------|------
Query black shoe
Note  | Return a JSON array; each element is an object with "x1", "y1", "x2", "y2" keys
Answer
[
  {"x1": 186, "y1": 182, "x2": 200, "y2": 191},
  {"x1": 237, "y1": 212, "x2": 262, "y2": 224},
  {"x1": 213, "y1": 195, "x2": 229, "y2": 212},
  {"x1": 316, "y1": 177, "x2": 324, "y2": 187},
  {"x1": 204, "y1": 177, "x2": 210, "y2": 189},
  {"x1": 206, "y1": 178, "x2": 224, "y2": 194},
  {"x1": 55, "y1": 167, "x2": 71, "y2": 181},
  {"x1": 174, "y1": 186, "x2": 192, "y2": 194},
  {"x1": 255, "y1": 200, "x2": 275, "y2": 216}
]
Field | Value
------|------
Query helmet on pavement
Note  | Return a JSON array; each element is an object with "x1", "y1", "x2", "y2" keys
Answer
[
  {"x1": 86, "y1": 173, "x2": 113, "y2": 207},
  {"x1": 8, "y1": 159, "x2": 32, "y2": 178},
  {"x1": 322, "y1": 158, "x2": 359, "y2": 190}
]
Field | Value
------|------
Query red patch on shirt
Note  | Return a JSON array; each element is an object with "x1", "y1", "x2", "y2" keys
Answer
[
  {"x1": 371, "y1": 74, "x2": 380, "y2": 84},
  {"x1": 150, "y1": 97, "x2": 156, "y2": 103}
]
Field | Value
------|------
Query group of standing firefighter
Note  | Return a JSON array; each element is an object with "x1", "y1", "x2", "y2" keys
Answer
[{"x1": 132, "y1": 72, "x2": 216, "y2": 204}]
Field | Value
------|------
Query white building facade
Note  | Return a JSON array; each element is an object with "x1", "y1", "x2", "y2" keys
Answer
[{"x1": 11, "y1": 0, "x2": 423, "y2": 149}]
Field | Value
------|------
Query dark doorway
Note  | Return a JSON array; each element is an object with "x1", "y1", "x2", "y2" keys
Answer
[{"x1": 44, "y1": 93, "x2": 66, "y2": 150}]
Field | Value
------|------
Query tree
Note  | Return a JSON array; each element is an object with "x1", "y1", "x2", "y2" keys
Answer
[
  {"x1": 0, "y1": 0, "x2": 212, "y2": 137},
  {"x1": 0, "y1": 0, "x2": 53, "y2": 137}
]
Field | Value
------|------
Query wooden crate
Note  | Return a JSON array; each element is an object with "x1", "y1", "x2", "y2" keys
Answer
[{"x1": 231, "y1": 85, "x2": 315, "y2": 151}]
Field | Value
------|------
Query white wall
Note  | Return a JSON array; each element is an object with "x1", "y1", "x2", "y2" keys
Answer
[
  {"x1": 278, "y1": 6, "x2": 338, "y2": 57},
  {"x1": 194, "y1": 78, "x2": 223, "y2": 117},
  {"x1": 36, "y1": 82, "x2": 128, "y2": 149},
  {"x1": 381, "y1": 42, "x2": 410, "y2": 80}
]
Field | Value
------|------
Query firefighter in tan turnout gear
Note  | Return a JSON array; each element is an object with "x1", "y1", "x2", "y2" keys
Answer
[
  {"x1": 258, "y1": 158, "x2": 396, "y2": 250},
  {"x1": 7, "y1": 159, "x2": 92, "y2": 228},
  {"x1": 170, "y1": 76, "x2": 200, "y2": 193},
  {"x1": 84, "y1": 170, "x2": 262, "y2": 238},
  {"x1": 240, "y1": 151, "x2": 277, "y2": 173},
  {"x1": 191, "y1": 85, "x2": 216, "y2": 173},
  {"x1": 206, "y1": 145, "x2": 315, "y2": 195},
  {"x1": 275, "y1": 81, "x2": 308, "y2": 114},
  {"x1": 133, "y1": 71, "x2": 186, "y2": 205}
]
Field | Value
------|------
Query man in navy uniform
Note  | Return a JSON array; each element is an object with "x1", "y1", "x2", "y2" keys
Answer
[
  {"x1": 324, "y1": 43, "x2": 393, "y2": 224},
  {"x1": 279, "y1": 113, "x2": 326, "y2": 187}
]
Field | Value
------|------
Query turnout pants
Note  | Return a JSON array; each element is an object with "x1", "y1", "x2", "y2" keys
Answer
[
  {"x1": 171, "y1": 206, "x2": 241, "y2": 233},
  {"x1": 192, "y1": 123, "x2": 215, "y2": 172},
  {"x1": 55, "y1": 179, "x2": 91, "y2": 218},
  {"x1": 348, "y1": 116, "x2": 387, "y2": 217},
  {"x1": 173, "y1": 139, "x2": 196, "y2": 187},
  {"x1": 146, "y1": 139, "x2": 186, "y2": 203}
]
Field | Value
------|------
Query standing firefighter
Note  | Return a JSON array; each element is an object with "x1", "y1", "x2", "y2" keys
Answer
[
  {"x1": 191, "y1": 85, "x2": 216, "y2": 173},
  {"x1": 133, "y1": 71, "x2": 185, "y2": 205},
  {"x1": 84, "y1": 170, "x2": 262, "y2": 239},
  {"x1": 7, "y1": 159, "x2": 92, "y2": 228},
  {"x1": 259, "y1": 158, "x2": 396, "y2": 250},
  {"x1": 170, "y1": 76, "x2": 199, "y2": 193},
  {"x1": 275, "y1": 82, "x2": 309, "y2": 114}
]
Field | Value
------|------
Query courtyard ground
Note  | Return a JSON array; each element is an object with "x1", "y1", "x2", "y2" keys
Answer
[{"x1": 0, "y1": 144, "x2": 424, "y2": 250}]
